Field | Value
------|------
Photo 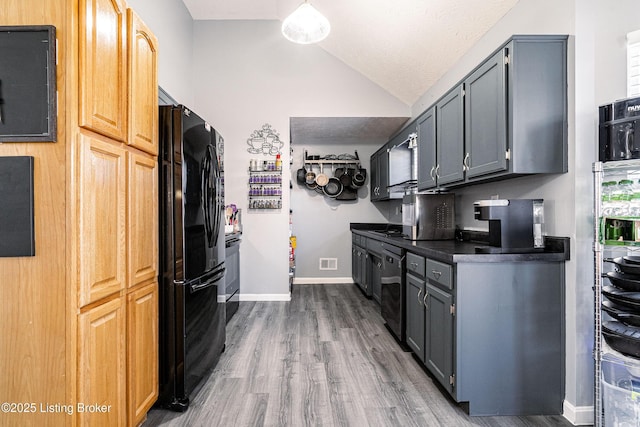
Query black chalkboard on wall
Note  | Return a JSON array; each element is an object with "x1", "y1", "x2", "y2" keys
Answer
[
  {"x1": 0, "y1": 26, "x2": 57, "y2": 142},
  {"x1": 0, "y1": 156, "x2": 35, "y2": 257}
]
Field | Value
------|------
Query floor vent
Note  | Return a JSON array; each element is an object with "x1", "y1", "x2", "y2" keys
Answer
[{"x1": 319, "y1": 258, "x2": 338, "y2": 270}]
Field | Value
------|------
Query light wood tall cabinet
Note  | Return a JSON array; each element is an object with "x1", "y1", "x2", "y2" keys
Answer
[
  {"x1": 127, "y1": 10, "x2": 158, "y2": 156},
  {"x1": 79, "y1": 0, "x2": 128, "y2": 142},
  {"x1": 0, "y1": 1, "x2": 159, "y2": 426}
]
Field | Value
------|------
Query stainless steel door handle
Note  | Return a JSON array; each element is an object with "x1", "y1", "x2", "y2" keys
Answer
[
  {"x1": 423, "y1": 291, "x2": 428, "y2": 308},
  {"x1": 417, "y1": 288, "x2": 422, "y2": 304}
]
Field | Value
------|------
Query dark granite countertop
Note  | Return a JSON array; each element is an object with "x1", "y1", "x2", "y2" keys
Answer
[{"x1": 350, "y1": 223, "x2": 570, "y2": 263}]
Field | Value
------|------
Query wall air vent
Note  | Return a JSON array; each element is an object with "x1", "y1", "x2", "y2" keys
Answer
[{"x1": 319, "y1": 258, "x2": 338, "y2": 270}]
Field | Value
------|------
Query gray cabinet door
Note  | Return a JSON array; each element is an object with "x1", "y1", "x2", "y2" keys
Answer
[
  {"x1": 370, "y1": 148, "x2": 389, "y2": 201},
  {"x1": 405, "y1": 273, "x2": 426, "y2": 361},
  {"x1": 360, "y1": 247, "x2": 369, "y2": 294},
  {"x1": 370, "y1": 151, "x2": 379, "y2": 200},
  {"x1": 436, "y1": 85, "x2": 464, "y2": 185},
  {"x1": 417, "y1": 107, "x2": 437, "y2": 190},
  {"x1": 464, "y1": 49, "x2": 507, "y2": 178},
  {"x1": 351, "y1": 245, "x2": 358, "y2": 283},
  {"x1": 425, "y1": 283, "x2": 454, "y2": 393},
  {"x1": 379, "y1": 147, "x2": 390, "y2": 200}
]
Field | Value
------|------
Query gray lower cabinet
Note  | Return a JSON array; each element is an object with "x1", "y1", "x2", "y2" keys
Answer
[
  {"x1": 352, "y1": 236, "x2": 371, "y2": 297},
  {"x1": 403, "y1": 251, "x2": 564, "y2": 416},
  {"x1": 405, "y1": 273, "x2": 425, "y2": 360},
  {"x1": 424, "y1": 282, "x2": 454, "y2": 393}
]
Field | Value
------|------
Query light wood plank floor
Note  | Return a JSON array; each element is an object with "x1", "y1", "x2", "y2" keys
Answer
[{"x1": 144, "y1": 284, "x2": 575, "y2": 427}]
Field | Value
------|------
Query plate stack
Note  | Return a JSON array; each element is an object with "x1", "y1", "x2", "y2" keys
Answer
[{"x1": 602, "y1": 256, "x2": 640, "y2": 358}]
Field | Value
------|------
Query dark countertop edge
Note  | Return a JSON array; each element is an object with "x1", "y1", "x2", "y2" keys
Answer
[{"x1": 351, "y1": 225, "x2": 570, "y2": 263}]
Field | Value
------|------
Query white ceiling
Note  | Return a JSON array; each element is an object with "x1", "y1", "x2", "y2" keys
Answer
[{"x1": 181, "y1": 0, "x2": 520, "y2": 105}]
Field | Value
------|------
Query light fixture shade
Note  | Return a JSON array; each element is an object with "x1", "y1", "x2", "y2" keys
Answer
[{"x1": 281, "y1": 2, "x2": 330, "y2": 44}]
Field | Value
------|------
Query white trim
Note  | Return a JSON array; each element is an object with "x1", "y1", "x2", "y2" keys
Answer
[
  {"x1": 293, "y1": 277, "x2": 354, "y2": 285},
  {"x1": 239, "y1": 293, "x2": 291, "y2": 302},
  {"x1": 563, "y1": 400, "x2": 593, "y2": 426}
]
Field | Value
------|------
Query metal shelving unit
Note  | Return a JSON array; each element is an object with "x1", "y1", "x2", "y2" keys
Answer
[{"x1": 593, "y1": 159, "x2": 640, "y2": 427}]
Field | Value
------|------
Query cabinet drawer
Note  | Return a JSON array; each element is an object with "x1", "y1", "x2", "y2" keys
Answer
[
  {"x1": 367, "y1": 238, "x2": 384, "y2": 256},
  {"x1": 406, "y1": 252, "x2": 425, "y2": 278},
  {"x1": 426, "y1": 259, "x2": 453, "y2": 289}
]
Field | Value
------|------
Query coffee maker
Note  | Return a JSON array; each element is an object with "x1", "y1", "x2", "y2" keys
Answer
[{"x1": 473, "y1": 199, "x2": 545, "y2": 253}]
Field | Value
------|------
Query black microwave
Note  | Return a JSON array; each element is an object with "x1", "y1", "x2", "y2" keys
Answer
[{"x1": 599, "y1": 96, "x2": 640, "y2": 162}]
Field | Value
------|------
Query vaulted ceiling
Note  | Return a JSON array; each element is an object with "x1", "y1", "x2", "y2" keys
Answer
[{"x1": 181, "y1": 0, "x2": 519, "y2": 105}]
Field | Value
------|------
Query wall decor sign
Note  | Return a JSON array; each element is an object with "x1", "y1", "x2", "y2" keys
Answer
[{"x1": 246, "y1": 123, "x2": 283, "y2": 155}]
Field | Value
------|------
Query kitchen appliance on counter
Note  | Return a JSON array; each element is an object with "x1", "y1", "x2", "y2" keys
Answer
[
  {"x1": 158, "y1": 104, "x2": 226, "y2": 411},
  {"x1": 473, "y1": 198, "x2": 545, "y2": 253},
  {"x1": 402, "y1": 193, "x2": 455, "y2": 240},
  {"x1": 599, "y1": 96, "x2": 640, "y2": 162}
]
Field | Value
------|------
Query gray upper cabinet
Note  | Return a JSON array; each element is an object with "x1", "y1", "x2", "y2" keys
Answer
[
  {"x1": 464, "y1": 35, "x2": 568, "y2": 181},
  {"x1": 370, "y1": 147, "x2": 386, "y2": 201},
  {"x1": 416, "y1": 107, "x2": 437, "y2": 190},
  {"x1": 436, "y1": 84, "x2": 465, "y2": 186},
  {"x1": 409, "y1": 35, "x2": 568, "y2": 195},
  {"x1": 464, "y1": 49, "x2": 507, "y2": 178}
]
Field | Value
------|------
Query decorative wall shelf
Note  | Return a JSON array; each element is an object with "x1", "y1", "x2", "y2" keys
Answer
[
  {"x1": 248, "y1": 166, "x2": 282, "y2": 210},
  {"x1": 297, "y1": 151, "x2": 366, "y2": 201}
]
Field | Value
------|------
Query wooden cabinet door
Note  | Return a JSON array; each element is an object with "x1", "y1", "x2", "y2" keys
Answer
[
  {"x1": 77, "y1": 133, "x2": 126, "y2": 306},
  {"x1": 127, "y1": 282, "x2": 159, "y2": 426},
  {"x1": 464, "y1": 49, "x2": 507, "y2": 179},
  {"x1": 417, "y1": 107, "x2": 437, "y2": 190},
  {"x1": 79, "y1": 0, "x2": 128, "y2": 141},
  {"x1": 436, "y1": 85, "x2": 465, "y2": 186},
  {"x1": 128, "y1": 150, "x2": 158, "y2": 288},
  {"x1": 127, "y1": 9, "x2": 158, "y2": 155},
  {"x1": 405, "y1": 274, "x2": 425, "y2": 361},
  {"x1": 78, "y1": 297, "x2": 126, "y2": 426},
  {"x1": 425, "y1": 283, "x2": 454, "y2": 394}
]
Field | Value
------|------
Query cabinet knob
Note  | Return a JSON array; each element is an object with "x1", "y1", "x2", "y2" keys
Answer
[{"x1": 431, "y1": 270, "x2": 442, "y2": 280}]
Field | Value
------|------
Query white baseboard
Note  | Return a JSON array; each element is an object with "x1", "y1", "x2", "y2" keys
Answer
[
  {"x1": 293, "y1": 277, "x2": 354, "y2": 285},
  {"x1": 239, "y1": 293, "x2": 291, "y2": 302},
  {"x1": 563, "y1": 400, "x2": 593, "y2": 425}
]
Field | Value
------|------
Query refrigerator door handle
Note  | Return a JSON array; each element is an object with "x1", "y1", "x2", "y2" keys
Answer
[
  {"x1": 189, "y1": 267, "x2": 226, "y2": 292},
  {"x1": 201, "y1": 148, "x2": 213, "y2": 247}
]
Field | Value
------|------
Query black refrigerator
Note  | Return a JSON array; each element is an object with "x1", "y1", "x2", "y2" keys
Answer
[{"x1": 158, "y1": 104, "x2": 226, "y2": 411}]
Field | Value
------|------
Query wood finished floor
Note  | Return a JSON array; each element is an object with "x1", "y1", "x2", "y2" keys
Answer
[{"x1": 144, "y1": 284, "x2": 575, "y2": 427}]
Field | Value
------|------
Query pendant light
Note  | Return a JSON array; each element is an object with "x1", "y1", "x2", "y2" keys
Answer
[{"x1": 281, "y1": 0, "x2": 330, "y2": 44}]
